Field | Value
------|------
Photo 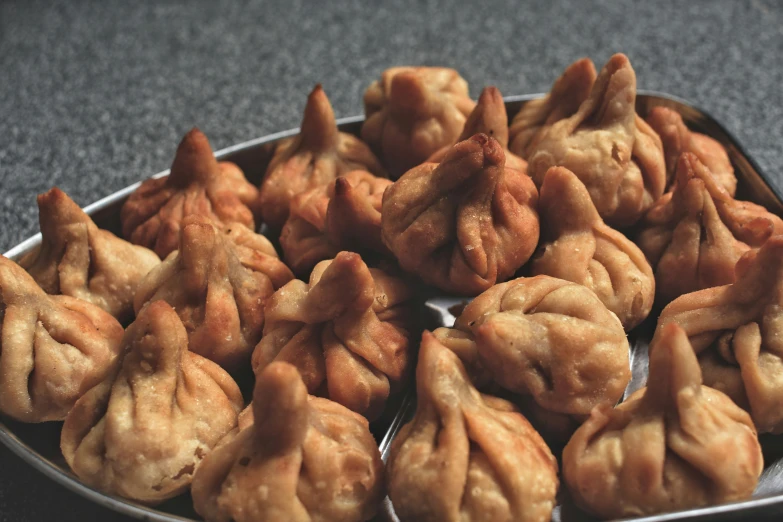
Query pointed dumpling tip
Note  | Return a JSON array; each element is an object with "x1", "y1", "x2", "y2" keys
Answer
[
  {"x1": 169, "y1": 127, "x2": 218, "y2": 187},
  {"x1": 389, "y1": 71, "x2": 430, "y2": 115},
  {"x1": 36, "y1": 187, "x2": 89, "y2": 228},
  {"x1": 300, "y1": 84, "x2": 338, "y2": 150},
  {"x1": 459, "y1": 86, "x2": 509, "y2": 144},
  {"x1": 539, "y1": 166, "x2": 599, "y2": 224},
  {"x1": 332, "y1": 176, "x2": 353, "y2": 197},
  {"x1": 252, "y1": 361, "x2": 309, "y2": 449},
  {"x1": 131, "y1": 300, "x2": 186, "y2": 371},
  {"x1": 648, "y1": 322, "x2": 702, "y2": 405}
]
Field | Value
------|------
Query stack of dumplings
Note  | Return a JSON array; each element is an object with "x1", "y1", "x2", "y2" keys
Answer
[{"x1": 2, "y1": 53, "x2": 782, "y2": 522}]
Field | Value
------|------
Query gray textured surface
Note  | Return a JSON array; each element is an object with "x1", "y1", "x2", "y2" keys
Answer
[{"x1": 0, "y1": 0, "x2": 782, "y2": 520}]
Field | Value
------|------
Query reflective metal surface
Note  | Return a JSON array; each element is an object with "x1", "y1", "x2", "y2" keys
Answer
[{"x1": 3, "y1": 93, "x2": 782, "y2": 522}]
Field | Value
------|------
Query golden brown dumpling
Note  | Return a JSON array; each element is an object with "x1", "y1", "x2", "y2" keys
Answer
[
  {"x1": 361, "y1": 66, "x2": 476, "y2": 177},
  {"x1": 387, "y1": 331, "x2": 559, "y2": 522},
  {"x1": 121, "y1": 128, "x2": 260, "y2": 258},
  {"x1": 647, "y1": 106, "x2": 737, "y2": 195},
  {"x1": 427, "y1": 86, "x2": 527, "y2": 172},
  {"x1": 259, "y1": 84, "x2": 387, "y2": 229},
  {"x1": 252, "y1": 252, "x2": 415, "y2": 420},
  {"x1": 382, "y1": 133, "x2": 539, "y2": 295},
  {"x1": 530, "y1": 166, "x2": 654, "y2": 330},
  {"x1": 508, "y1": 57, "x2": 597, "y2": 159},
  {"x1": 637, "y1": 152, "x2": 783, "y2": 304},
  {"x1": 191, "y1": 361, "x2": 384, "y2": 522},
  {"x1": 61, "y1": 300, "x2": 243, "y2": 504},
  {"x1": 563, "y1": 323, "x2": 762, "y2": 519},
  {"x1": 280, "y1": 170, "x2": 392, "y2": 275},
  {"x1": 527, "y1": 54, "x2": 666, "y2": 227},
  {"x1": 0, "y1": 255, "x2": 124, "y2": 422},
  {"x1": 19, "y1": 187, "x2": 160, "y2": 322},
  {"x1": 433, "y1": 275, "x2": 630, "y2": 438},
  {"x1": 134, "y1": 214, "x2": 293, "y2": 370},
  {"x1": 657, "y1": 236, "x2": 783, "y2": 433}
]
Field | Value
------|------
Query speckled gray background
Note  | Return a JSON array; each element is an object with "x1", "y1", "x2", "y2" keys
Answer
[{"x1": 1, "y1": 0, "x2": 782, "y2": 520}]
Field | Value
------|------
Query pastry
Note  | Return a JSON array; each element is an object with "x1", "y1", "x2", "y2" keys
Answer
[
  {"x1": 61, "y1": 300, "x2": 243, "y2": 504},
  {"x1": 381, "y1": 133, "x2": 539, "y2": 295},
  {"x1": 259, "y1": 84, "x2": 386, "y2": 229},
  {"x1": 191, "y1": 361, "x2": 384, "y2": 522},
  {"x1": 120, "y1": 128, "x2": 260, "y2": 258},
  {"x1": 387, "y1": 331, "x2": 558, "y2": 522},
  {"x1": 362, "y1": 66, "x2": 475, "y2": 177},
  {"x1": 563, "y1": 322, "x2": 762, "y2": 518},
  {"x1": 20, "y1": 187, "x2": 160, "y2": 322}
]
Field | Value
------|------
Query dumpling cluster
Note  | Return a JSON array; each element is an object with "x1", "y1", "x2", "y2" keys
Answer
[
  {"x1": 0, "y1": 255, "x2": 124, "y2": 422},
  {"x1": 434, "y1": 274, "x2": 630, "y2": 440},
  {"x1": 657, "y1": 236, "x2": 783, "y2": 433},
  {"x1": 252, "y1": 252, "x2": 416, "y2": 419},
  {"x1": 563, "y1": 323, "x2": 763, "y2": 518},
  {"x1": 134, "y1": 214, "x2": 293, "y2": 370},
  {"x1": 280, "y1": 170, "x2": 392, "y2": 275},
  {"x1": 61, "y1": 301, "x2": 243, "y2": 504},
  {"x1": 382, "y1": 133, "x2": 540, "y2": 295},
  {"x1": 191, "y1": 361, "x2": 384, "y2": 522},
  {"x1": 20, "y1": 187, "x2": 160, "y2": 322},
  {"x1": 387, "y1": 332, "x2": 559, "y2": 522},
  {"x1": 259, "y1": 84, "x2": 387, "y2": 229},
  {"x1": 362, "y1": 66, "x2": 476, "y2": 177},
  {"x1": 121, "y1": 128, "x2": 261, "y2": 258},
  {"x1": 531, "y1": 166, "x2": 654, "y2": 330},
  {"x1": 525, "y1": 54, "x2": 667, "y2": 227},
  {"x1": 638, "y1": 152, "x2": 783, "y2": 304}
]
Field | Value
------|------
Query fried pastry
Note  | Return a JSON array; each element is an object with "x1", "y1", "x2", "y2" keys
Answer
[
  {"x1": 61, "y1": 301, "x2": 243, "y2": 504},
  {"x1": 563, "y1": 323, "x2": 762, "y2": 519},
  {"x1": 280, "y1": 170, "x2": 391, "y2": 275},
  {"x1": 361, "y1": 66, "x2": 475, "y2": 177},
  {"x1": 381, "y1": 133, "x2": 539, "y2": 295},
  {"x1": 531, "y1": 166, "x2": 654, "y2": 330},
  {"x1": 637, "y1": 152, "x2": 783, "y2": 304},
  {"x1": 527, "y1": 54, "x2": 666, "y2": 227},
  {"x1": 0, "y1": 255, "x2": 124, "y2": 422},
  {"x1": 647, "y1": 106, "x2": 737, "y2": 194},
  {"x1": 387, "y1": 331, "x2": 558, "y2": 522},
  {"x1": 433, "y1": 275, "x2": 630, "y2": 438},
  {"x1": 259, "y1": 84, "x2": 387, "y2": 229},
  {"x1": 19, "y1": 187, "x2": 160, "y2": 322},
  {"x1": 657, "y1": 236, "x2": 783, "y2": 433},
  {"x1": 252, "y1": 251, "x2": 415, "y2": 420},
  {"x1": 120, "y1": 128, "x2": 260, "y2": 258},
  {"x1": 134, "y1": 214, "x2": 293, "y2": 370},
  {"x1": 508, "y1": 57, "x2": 597, "y2": 159},
  {"x1": 191, "y1": 361, "x2": 384, "y2": 522},
  {"x1": 427, "y1": 86, "x2": 527, "y2": 172}
]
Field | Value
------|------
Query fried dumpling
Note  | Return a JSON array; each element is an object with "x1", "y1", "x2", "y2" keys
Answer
[
  {"x1": 361, "y1": 66, "x2": 476, "y2": 177},
  {"x1": 427, "y1": 86, "x2": 527, "y2": 172},
  {"x1": 61, "y1": 301, "x2": 243, "y2": 504},
  {"x1": 387, "y1": 331, "x2": 559, "y2": 522},
  {"x1": 381, "y1": 133, "x2": 539, "y2": 295},
  {"x1": 563, "y1": 323, "x2": 762, "y2": 519},
  {"x1": 637, "y1": 152, "x2": 783, "y2": 304},
  {"x1": 647, "y1": 106, "x2": 737, "y2": 195},
  {"x1": 280, "y1": 170, "x2": 392, "y2": 276},
  {"x1": 530, "y1": 166, "x2": 654, "y2": 330},
  {"x1": 259, "y1": 85, "x2": 387, "y2": 229},
  {"x1": 508, "y1": 57, "x2": 597, "y2": 159},
  {"x1": 433, "y1": 275, "x2": 630, "y2": 439},
  {"x1": 252, "y1": 252, "x2": 415, "y2": 420},
  {"x1": 527, "y1": 54, "x2": 666, "y2": 227},
  {"x1": 134, "y1": 214, "x2": 293, "y2": 370},
  {"x1": 657, "y1": 236, "x2": 783, "y2": 433},
  {"x1": 191, "y1": 361, "x2": 384, "y2": 522},
  {"x1": 19, "y1": 187, "x2": 160, "y2": 322},
  {"x1": 121, "y1": 128, "x2": 260, "y2": 258},
  {"x1": 0, "y1": 255, "x2": 124, "y2": 422}
]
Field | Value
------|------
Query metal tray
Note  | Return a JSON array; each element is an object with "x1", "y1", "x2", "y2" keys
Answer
[{"x1": 2, "y1": 92, "x2": 783, "y2": 522}]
